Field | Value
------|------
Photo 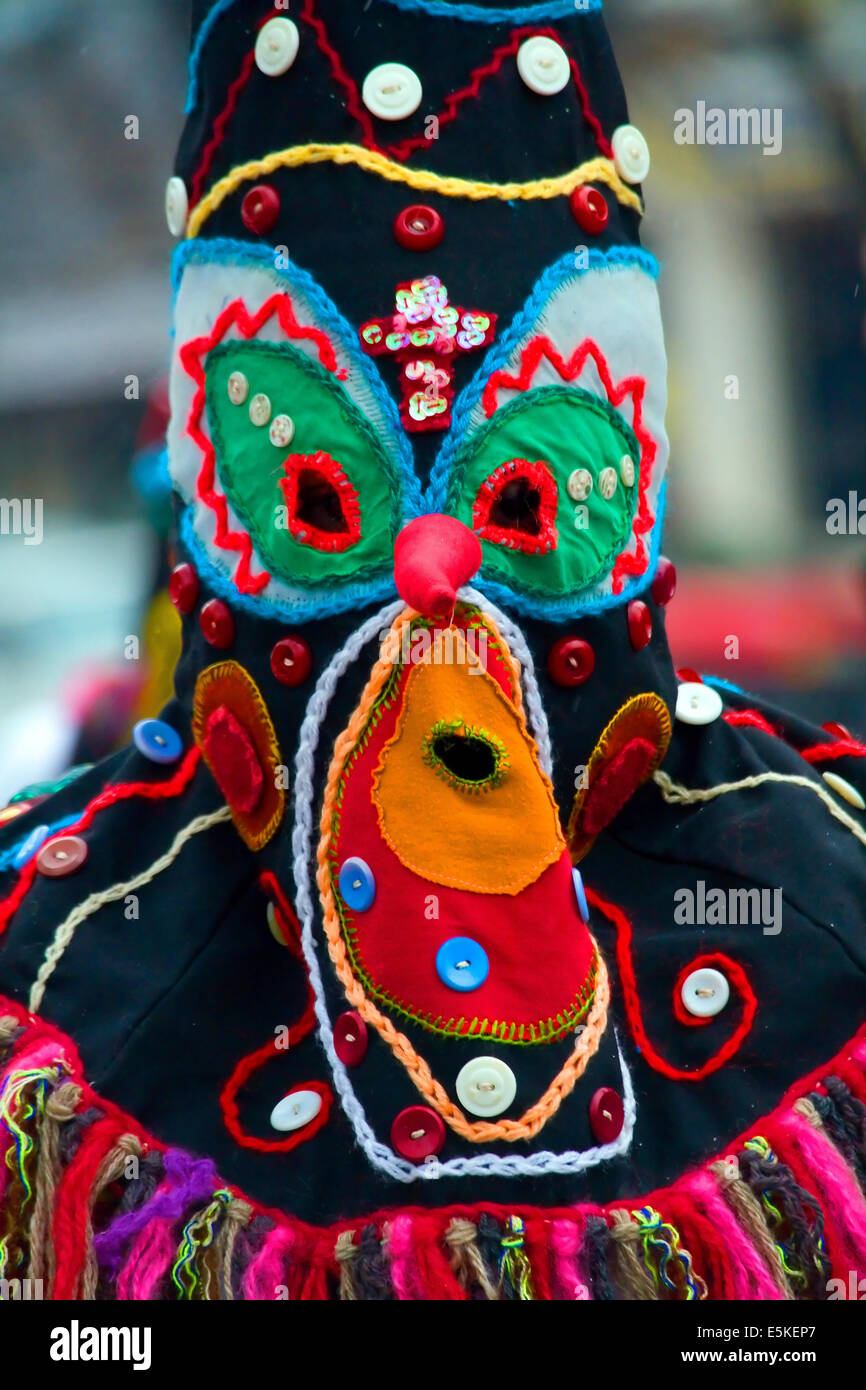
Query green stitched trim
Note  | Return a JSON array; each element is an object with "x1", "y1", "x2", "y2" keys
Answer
[
  {"x1": 421, "y1": 718, "x2": 508, "y2": 794},
  {"x1": 446, "y1": 386, "x2": 640, "y2": 597},
  {"x1": 205, "y1": 340, "x2": 400, "y2": 586}
]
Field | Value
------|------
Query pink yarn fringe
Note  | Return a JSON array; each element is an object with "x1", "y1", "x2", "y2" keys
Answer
[
  {"x1": 117, "y1": 1216, "x2": 177, "y2": 1300},
  {"x1": 387, "y1": 1215, "x2": 423, "y2": 1300},
  {"x1": 242, "y1": 1224, "x2": 295, "y2": 1301},
  {"x1": 551, "y1": 1219, "x2": 591, "y2": 1300},
  {"x1": 681, "y1": 1170, "x2": 786, "y2": 1300},
  {"x1": 779, "y1": 1111, "x2": 866, "y2": 1270}
]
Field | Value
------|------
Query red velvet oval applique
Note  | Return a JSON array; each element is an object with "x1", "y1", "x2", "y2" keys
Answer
[{"x1": 192, "y1": 660, "x2": 284, "y2": 850}]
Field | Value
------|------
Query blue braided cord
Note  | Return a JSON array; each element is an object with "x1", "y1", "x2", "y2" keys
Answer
[
  {"x1": 185, "y1": 0, "x2": 243, "y2": 115},
  {"x1": 379, "y1": 0, "x2": 601, "y2": 19},
  {"x1": 701, "y1": 674, "x2": 753, "y2": 699},
  {"x1": 0, "y1": 814, "x2": 84, "y2": 874},
  {"x1": 179, "y1": 506, "x2": 399, "y2": 623},
  {"x1": 170, "y1": 238, "x2": 421, "y2": 514},
  {"x1": 466, "y1": 481, "x2": 667, "y2": 620},
  {"x1": 425, "y1": 246, "x2": 660, "y2": 513}
]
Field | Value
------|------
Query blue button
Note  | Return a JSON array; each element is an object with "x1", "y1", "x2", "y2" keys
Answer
[
  {"x1": 436, "y1": 936, "x2": 489, "y2": 993},
  {"x1": 13, "y1": 824, "x2": 51, "y2": 871},
  {"x1": 133, "y1": 718, "x2": 183, "y2": 765},
  {"x1": 572, "y1": 867, "x2": 590, "y2": 923},
  {"x1": 338, "y1": 857, "x2": 376, "y2": 912}
]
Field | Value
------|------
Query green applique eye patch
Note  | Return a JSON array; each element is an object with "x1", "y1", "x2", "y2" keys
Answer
[
  {"x1": 205, "y1": 341, "x2": 402, "y2": 586},
  {"x1": 421, "y1": 718, "x2": 508, "y2": 794},
  {"x1": 446, "y1": 386, "x2": 640, "y2": 597}
]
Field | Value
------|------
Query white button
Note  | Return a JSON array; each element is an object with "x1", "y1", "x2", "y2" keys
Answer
[
  {"x1": 362, "y1": 62, "x2": 422, "y2": 121},
  {"x1": 455, "y1": 1057, "x2": 517, "y2": 1118},
  {"x1": 249, "y1": 393, "x2": 271, "y2": 427},
  {"x1": 567, "y1": 468, "x2": 593, "y2": 502},
  {"x1": 611, "y1": 124, "x2": 651, "y2": 184},
  {"x1": 270, "y1": 1088, "x2": 322, "y2": 1132},
  {"x1": 227, "y1": 371, "x2": 248, "y2": 406},
  {"x1": 681, "y1": 967, "x2": 730, "y2": 1019},
  {"x1": 255, "y1": 17, "x2": 300, "y2": 77},
  {"x1": 620, "y1": 454, "x2": 635, "y2": 488},
  {"x1": 675, "y1": 681, "x2": 723, "y2": 726},
  {"x1": 269, "y1": 413, "x2": 295, "y2": 448},
  {"x1": 165, "y1": 176, "x2": 188, "y2": 237},
  {"x1": 598, "y1": 466, "x2": 618, "y2": 500},
  {"x1": 822, "y1": 772, "x2": 865, "y2": 812},
  {"x1": 516, "y1": 36, "x2": 570, "y2": 97}
]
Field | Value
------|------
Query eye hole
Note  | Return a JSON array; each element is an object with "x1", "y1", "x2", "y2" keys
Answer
[
  {"x1": 473, "y1": 459, "x2": 557, "y2": 555},
  {"x1": 422, "y1": 719, "x2": 508, "y2": 793},
  {"x1": 489, "y1": 477, "x2": 541, "y2": 536},
  {"x1": 296, "y1": 469, "x2": 348, "y2": 533},
  {"x1": 280, "y1": 450, "x2": 361, "y2": 553}
]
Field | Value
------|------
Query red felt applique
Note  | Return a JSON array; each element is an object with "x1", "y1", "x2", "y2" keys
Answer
[
  {"x1": 579, "y1": 738, "x2": 656, "y2": 838},
  {"x1": 203, "y1": 705, "x2": 264, "y2": 814},
  {"x1": 568, "y1": 693, "x2": 671, "y2": 861},
  {"x1": 278, "y1": 450, "x2": 361, "y2": 553},
  {"x1": 481, "y1": 336, "x2": 657, "y2": 593},
  {"x1": 473, "y1": 458, "x2": 558, "y2": 556},
  {"x1": 192, "y1": 660, "x2": 285, "y2": 850},
  {"x1": 180, "y1": 293, "x2": 340, "y2": 596}
]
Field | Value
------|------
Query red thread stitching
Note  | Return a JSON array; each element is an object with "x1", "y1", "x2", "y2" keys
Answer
[
  {"x1": 180, "y1": 293, "x2": 340, "y2": 597},
  {"x1": 258, "y1": 869, "x2": 304, "y2": 959},
  {"x1": 723, "y1": 709, "x2": 779, "y2": 737},
  {"x1": 587, "y1": 887, "x2": 758, "y2": 1081},
  {"x1": 481, "y1": 336, "x2": 657, "y2": 593},
  {"x1": 186, "y1": 5, "x2": 611, "y2": 209},
  {"x1": 219, "y1": 995, "x2": 334, "y2": 1153},
  {"x1": 800, "y1": 736, "x2": 866, "y2": 764},
  {"x1": 386, "y1": 26, "x2": 611, "y2": 163},
  {"x1": 189, "y1": 49, "x2": 259, "y2": 208},
  {"x1": 0, "y1": 748, "x2": 201, "y2": 941}
]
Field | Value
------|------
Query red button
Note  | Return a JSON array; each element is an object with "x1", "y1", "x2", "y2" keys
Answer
[
  {"x1": 627, "y1": 600, "x2": 652, "y2": 651},
  {"x1": 547, "y1": 636, "x2": 595, "y2": 687},
  {"x1": 241, "y1": 184, "x2": 280, "y2": 236},
  {"x1": 676, "y1": 667, "x2": 702, "y2": 685},
  {"x1": 200, "y1": 598, "x2": 235, "y2": 649},
  {"x1": 650, "y1": 556, "x2": 677, "y2": 607},
  {"x1": 36, "y1": 835, "x2": 89, "y2": 878},
  {"x1": 570, "y1": 185, "x2": 609, "y2": 235},
  {"x1": 393, "y1": 204, "x2": 445, "y2": 252},
  {"x1": 589, "y1": 1086, "x2": 624, "y2": 1143},
  {"x1": 270, "y1": 635, "x2": 312, "y2": 687},
  {"x1": 333, "y1": 1011, "x2": 368, "y2": 1067},
  {"x1": 391, "y1": 1105, "x2": 446, "y2": 1161},
  {"x1": 168, "y1": 562, "x2": 198, "y2": 615}
]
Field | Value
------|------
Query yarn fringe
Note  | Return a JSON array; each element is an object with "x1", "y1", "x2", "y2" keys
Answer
[{"x1": 2, "y1": 1001, "x2": 866, "y2": 1301}]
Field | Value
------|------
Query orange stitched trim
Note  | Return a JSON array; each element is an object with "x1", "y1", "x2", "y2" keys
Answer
[{"x1": 315, "y1": 610, "x2": 610, "y2": 1143}]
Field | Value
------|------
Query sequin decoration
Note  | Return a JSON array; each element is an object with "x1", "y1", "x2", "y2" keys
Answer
[{"x1": 359, "y1": 275, "x2": 496, "y2": 433}]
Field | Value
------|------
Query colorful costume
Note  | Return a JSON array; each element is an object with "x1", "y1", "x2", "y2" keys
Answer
[{"x1": 1, "y1": 0, "x2": 865, "y2": 1302}]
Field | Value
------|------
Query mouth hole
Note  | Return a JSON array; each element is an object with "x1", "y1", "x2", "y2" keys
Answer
[
  {"x1": 423, "y1": 719, "x2": 508, "y2": 793},
  {"x1": 488, "y1": 477, "x2": 542, "y2": 537},
  {"x1": 296, "y1": 468, "x2": 348, "y2": 534}
]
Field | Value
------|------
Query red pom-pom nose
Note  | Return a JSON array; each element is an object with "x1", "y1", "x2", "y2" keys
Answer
[{"x1": 394, "y1": 514, "x2": 482, "y2": 618}]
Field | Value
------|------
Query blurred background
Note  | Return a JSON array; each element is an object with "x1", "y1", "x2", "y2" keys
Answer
[{"x1": 0, "y1": 0, "x2": 864, "y2": 803}]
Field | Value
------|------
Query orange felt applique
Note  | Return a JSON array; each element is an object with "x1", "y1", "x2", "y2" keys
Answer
[
  {"x1": 372, "y1": 627, "x2": 564, "y2": 895},
  {"x1": 192, "y1": 660, "x2": 285, "y2": 850}
]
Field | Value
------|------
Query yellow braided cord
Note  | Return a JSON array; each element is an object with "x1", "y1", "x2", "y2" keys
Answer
[{"x1": 186, "y1": 143, "x2": 643, "y2": 238}]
